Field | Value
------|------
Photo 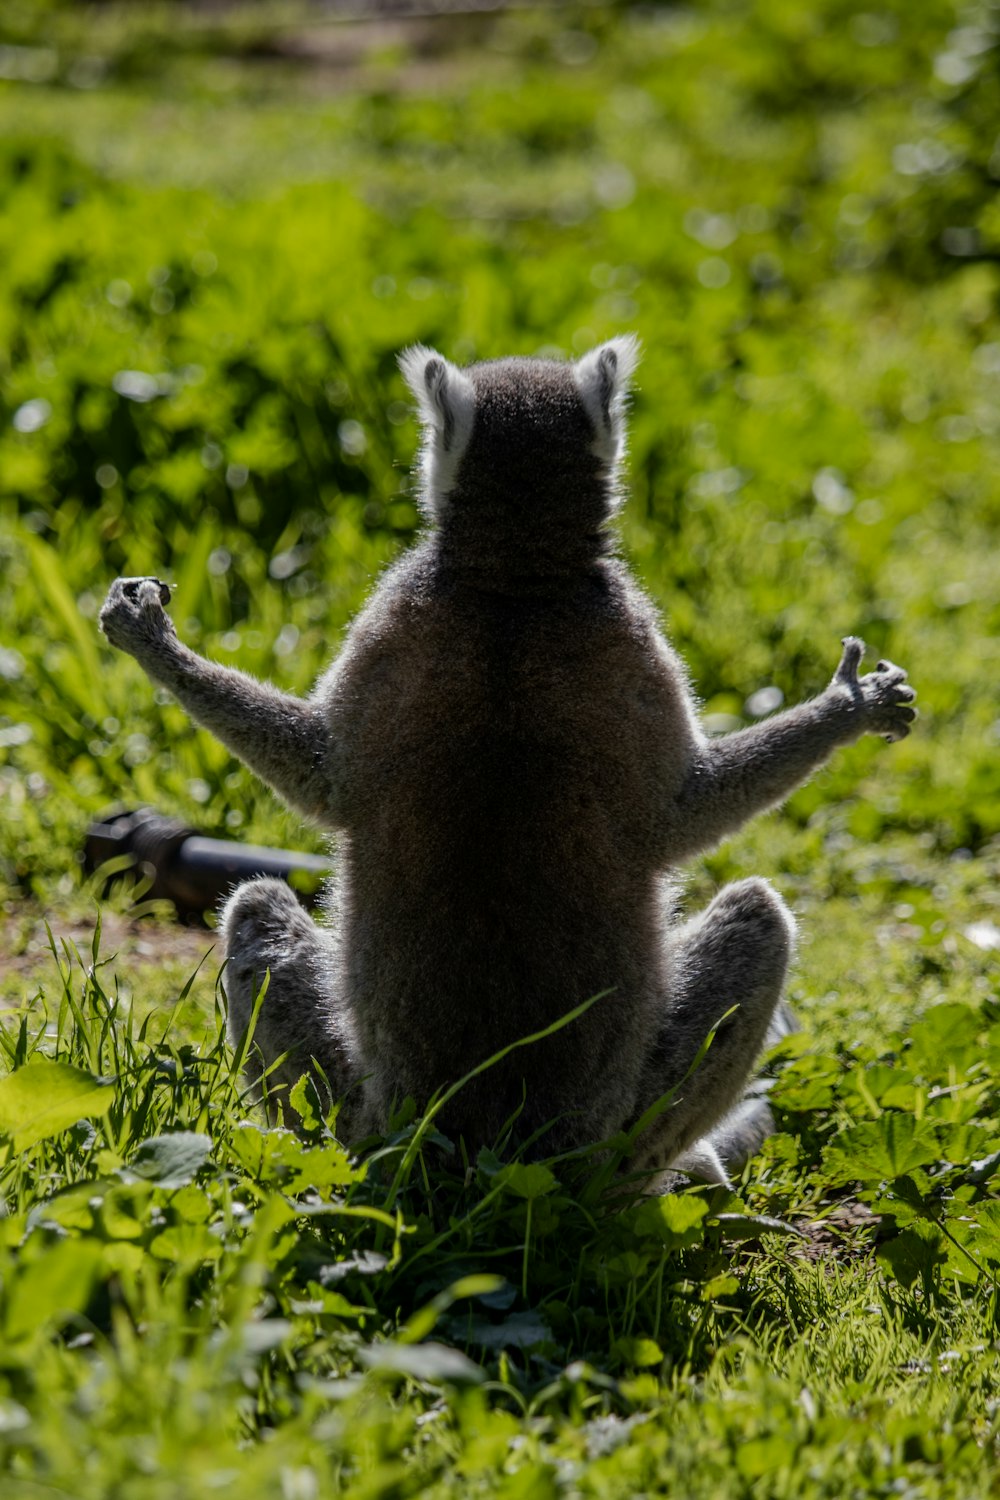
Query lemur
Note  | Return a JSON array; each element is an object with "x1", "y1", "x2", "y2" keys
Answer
[{"x1": 100, "y1": 338, "x2": 915, "y2": 1185}]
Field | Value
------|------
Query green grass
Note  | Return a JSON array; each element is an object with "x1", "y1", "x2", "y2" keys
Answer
[
  {"x1": 1, "y1": 0, "x2": 1000, "y2": 1492},
  {"x1": 1, "y1": 934, "x2": 999, "y2": 1496}
]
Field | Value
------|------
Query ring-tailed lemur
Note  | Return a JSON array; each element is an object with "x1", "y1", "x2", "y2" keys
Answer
[{"x1": 100, "y1": 338, "x2": 915, "y2": 1185}]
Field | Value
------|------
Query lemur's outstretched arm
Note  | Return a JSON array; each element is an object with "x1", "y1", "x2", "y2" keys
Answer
[
  {"x1": 661, "y1": 637, "x2": 916, "y2": 863},
  {"x1": 100, "y1": 578, "x2": 337, "y2": 824}
]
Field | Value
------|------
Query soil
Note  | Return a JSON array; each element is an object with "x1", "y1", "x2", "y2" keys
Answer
[
  {"x1": 0, "y1": 905, "x2": 217, "y2": 992},
  {"x1": 793, "y1": 1201, "x2": 879, "y2": 1264}
]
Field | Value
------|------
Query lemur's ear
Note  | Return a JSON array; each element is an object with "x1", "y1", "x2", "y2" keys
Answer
[
  {"x1": 573, "y1": 335, "x2": 640, "y2": 460},
  {"x1": 398, "y1": 346, "x2": 476, "y2": 455},
  {"x1": 398, "y1": 345, "x2": 477, "y2": 513}
]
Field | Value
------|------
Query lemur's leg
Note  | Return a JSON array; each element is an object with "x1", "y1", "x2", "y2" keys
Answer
[
  {"x1": 220, "y1": 878, "x2": 361, "y2": 1133},
  {"x1": 629, "y1": 877, "x2": 795, "y2": 1180},
  {"x1": 686, "y1": 994, "x2": 799, "y2": 1177}
]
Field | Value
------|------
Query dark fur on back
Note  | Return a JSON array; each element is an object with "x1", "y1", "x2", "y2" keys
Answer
[{"x1": 319, "y1": 353, "x2": 695, "y2": 1145}]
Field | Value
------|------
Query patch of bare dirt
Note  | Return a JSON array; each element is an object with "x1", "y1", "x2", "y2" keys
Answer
[
  {"x1": 792, "y1": 1201, "x2": 879, "y2": 1264},
  {"x1": 1, "y1": 907, "x2": 217, "y2": 990}
]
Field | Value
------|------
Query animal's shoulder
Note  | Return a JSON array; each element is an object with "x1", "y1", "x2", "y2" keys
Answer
[{"x1": 322, "y1": 550, "x2": 686, "y2": 700}]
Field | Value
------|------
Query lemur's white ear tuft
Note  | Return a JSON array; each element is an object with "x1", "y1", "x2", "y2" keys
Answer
[
  {"x1": 398, "y1": 345, "x2": 477, "y2": 512},
  {"x1": 573, "y1": 334, "x2": 641, "y2": 461},
  {"x1": 398, "y1": 346, "x2": 476, "y2": 453}
]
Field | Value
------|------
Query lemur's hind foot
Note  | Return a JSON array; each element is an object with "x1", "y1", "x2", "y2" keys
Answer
[{"x1": 220, "y1": 878, "x2": 358, "y2": 1130}]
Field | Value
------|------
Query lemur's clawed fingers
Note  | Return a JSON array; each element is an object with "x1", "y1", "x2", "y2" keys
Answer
[
  {"x1": 121, "y1": 576, "x2": 172, "y2": 608},
  {"x1": 861, "y1": 658, "x2": 916, "y2": 741},
  {"x1": 873, "y1": 656, "x2": 907, "y2": 684},
  {"x1": 830, "y1": 636, "x2": 916, "y2": 743},
  {"x1": 834, "y1": 635, "x2": 866, "y2": 686},
  {"x1": 887, "y1": 705, "x2": 917, "y2": 734},
  {"x1": 871, "y1": 663, "x2": 913, "y2": 705},
  {"x1": 884, "y1": 716, "x2": 915, "y2": 744},
  {"x1": 99, "y1": 575, "x2": 176, "y2": 659}
]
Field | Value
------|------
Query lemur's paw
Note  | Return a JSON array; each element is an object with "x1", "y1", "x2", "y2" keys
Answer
[
  {"x1": 99, "y1": 576, "x2": 176, "y2": 658},
  {"x1": 832, "y1": 636, "x2": 917, "y2": 742}
]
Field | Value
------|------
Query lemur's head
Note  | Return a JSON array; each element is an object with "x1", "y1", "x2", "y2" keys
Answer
[{"x1": 399, "y1": 338, "x2": 639, "y2": 555}]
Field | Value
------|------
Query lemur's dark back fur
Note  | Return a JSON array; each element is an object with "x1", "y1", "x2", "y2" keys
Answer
[
  {"x1": 326, "y1": 549, "x2": 694, "y2": 1146},
  {"x1": 317, "y1": 346, "x2": 697, "y2": 1146}
]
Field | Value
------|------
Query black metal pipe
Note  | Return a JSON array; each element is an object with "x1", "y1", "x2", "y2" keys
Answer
[{"x1": 83, "y1": 806, "x2": 332, "y2": 918}]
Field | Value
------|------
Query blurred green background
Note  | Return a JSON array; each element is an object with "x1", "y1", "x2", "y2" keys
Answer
[
  {"x1": 1, "y1": 0, "x2": 999, "y2": 1018},
  {"x1": 4, "y1": 13, "x2": 1000, "y2": 1491}
]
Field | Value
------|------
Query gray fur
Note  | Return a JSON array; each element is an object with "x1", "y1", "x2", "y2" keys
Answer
[{"x1": 99, "y1": 340, "x2": 916, "y2": 1182}]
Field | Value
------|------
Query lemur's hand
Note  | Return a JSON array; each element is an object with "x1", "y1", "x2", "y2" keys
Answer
[
  {"x1": 832, "y1": 636, "x2": 917, "y2": 743},
  {"x1": 99, "y1": 577, "x2": 177, "y2": 661}
]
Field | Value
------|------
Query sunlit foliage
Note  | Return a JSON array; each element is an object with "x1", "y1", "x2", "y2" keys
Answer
[{"x1": 1, "y1": 1, "x2": 999, "y2": 1494}]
